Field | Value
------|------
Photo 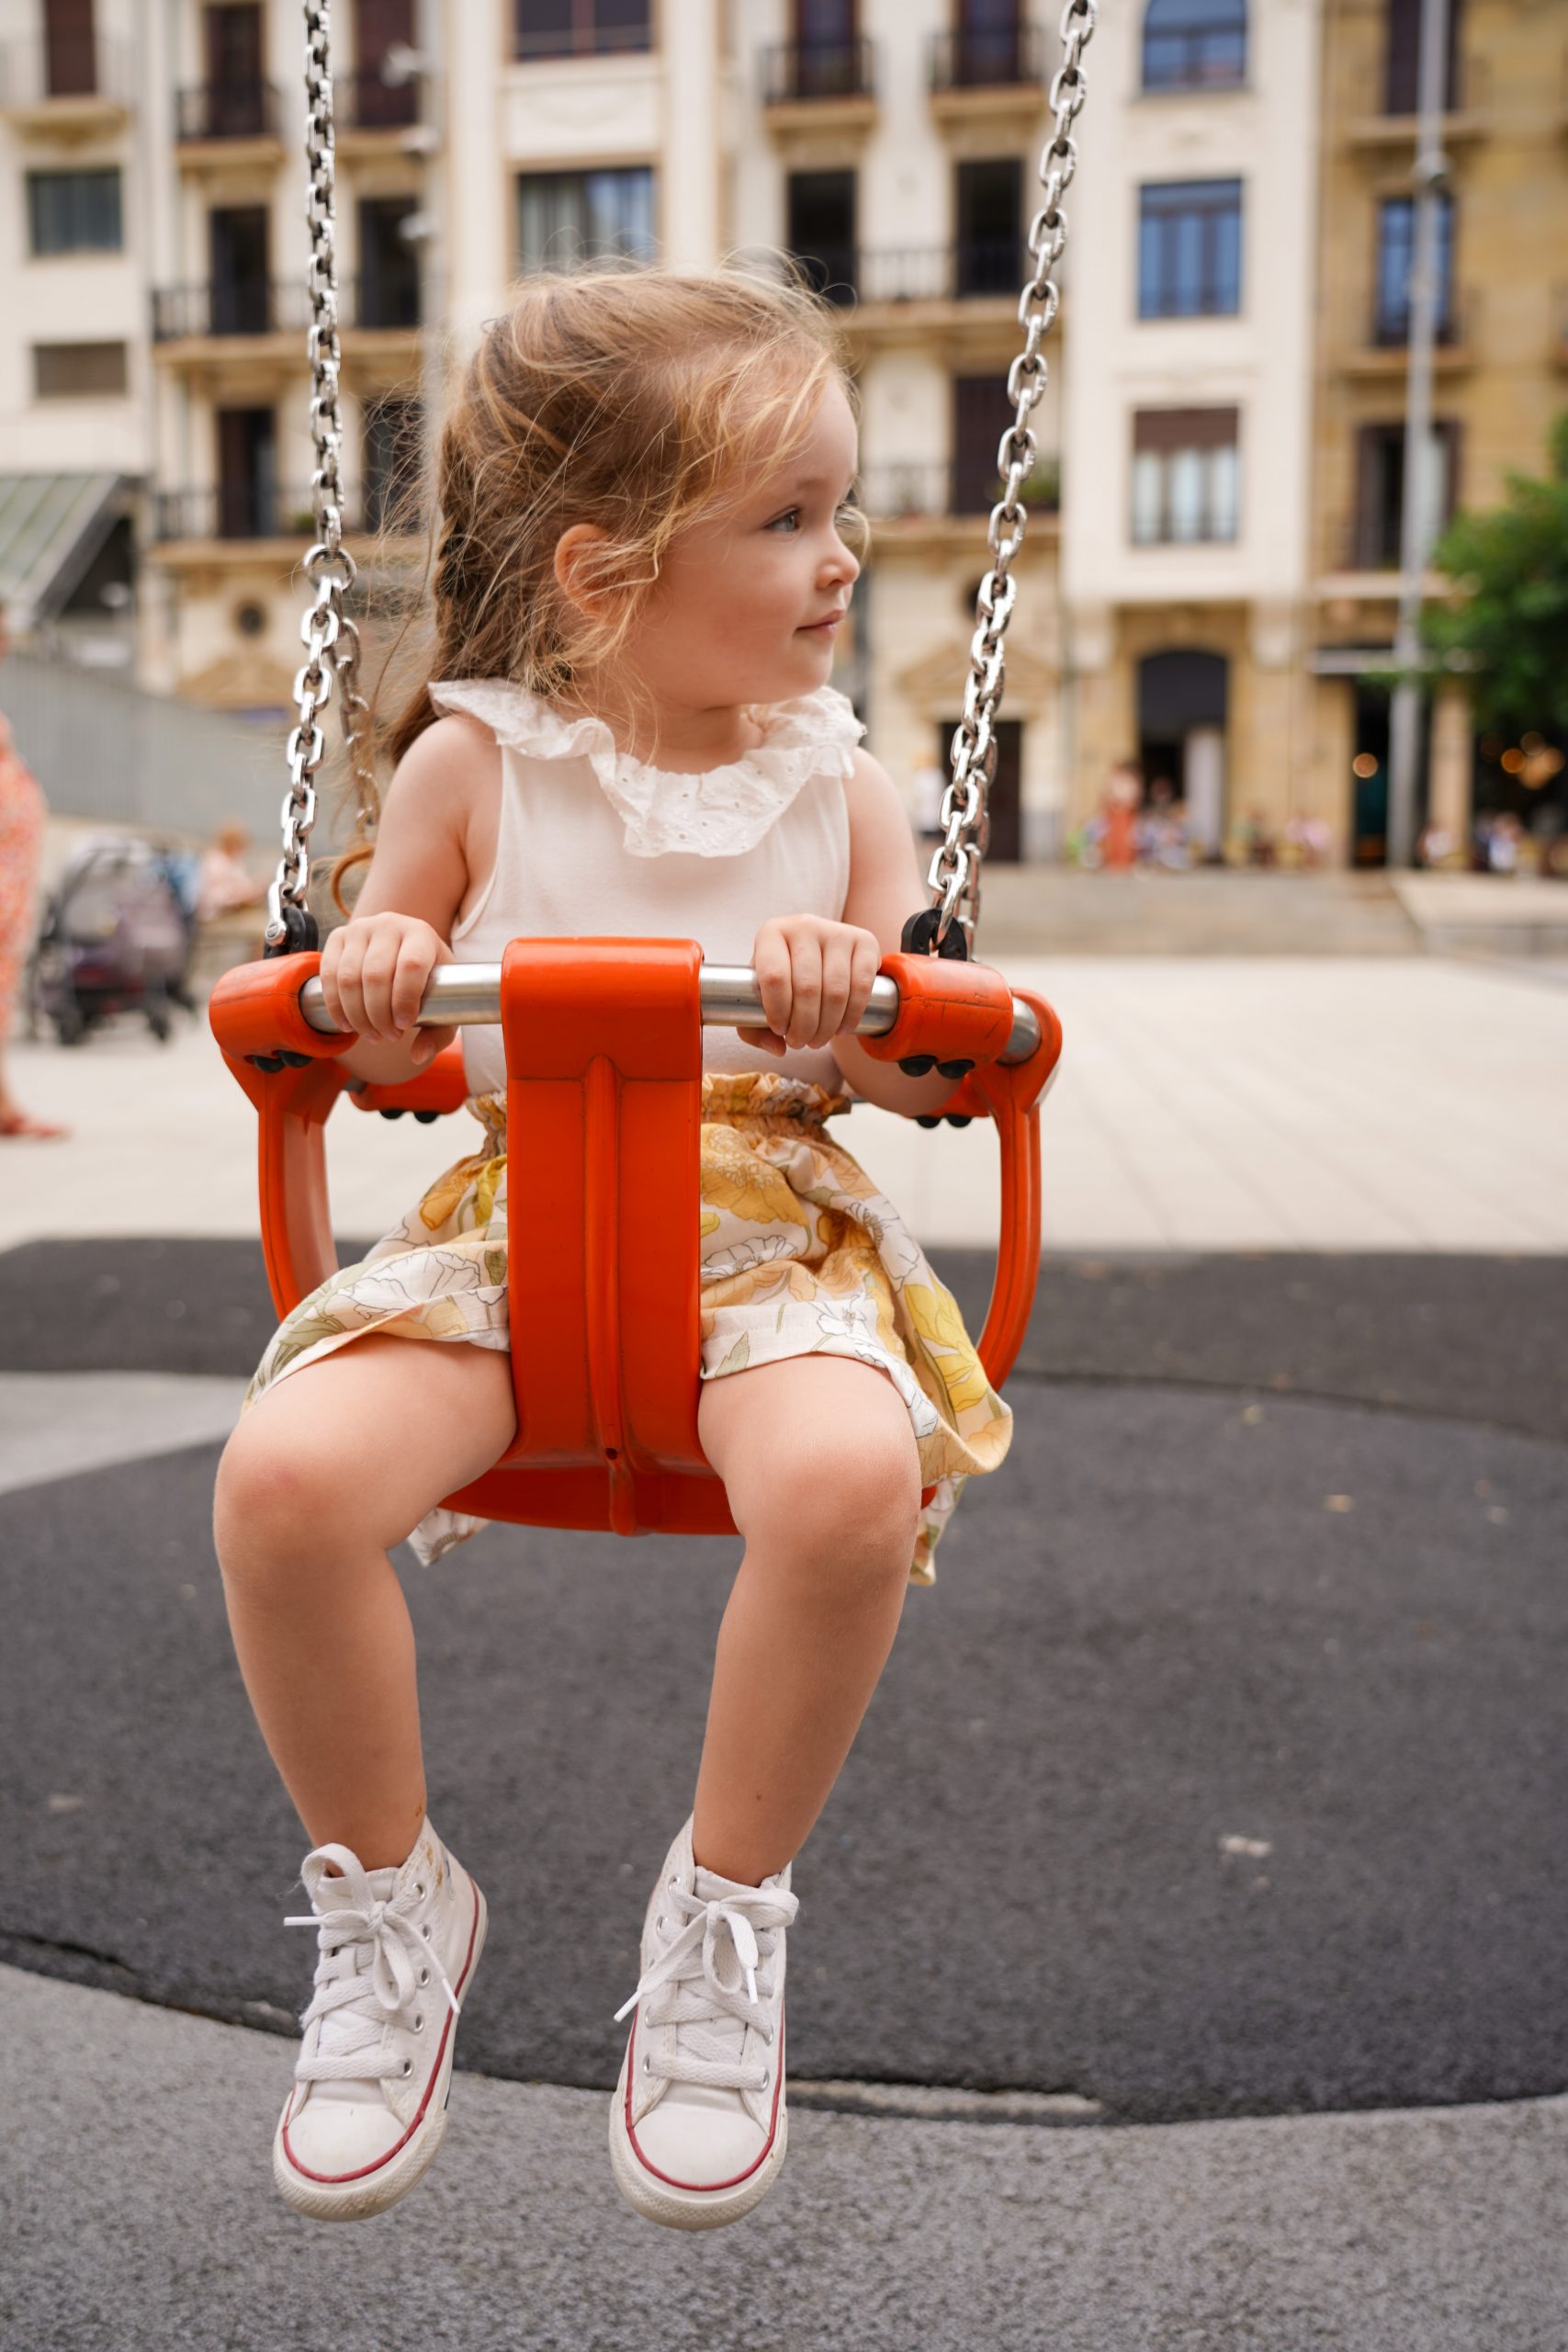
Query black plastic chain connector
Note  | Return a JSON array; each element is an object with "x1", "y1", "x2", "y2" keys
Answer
[
  {"x1": 897, "y1": 906, "x2": 976, "y2": 1099},
  {"x1": 264, "y1": 902, "x2": 319, "y2": 957},
  {"x1": 246, "y1": 902, "x2": 322, "y2": 1068}
]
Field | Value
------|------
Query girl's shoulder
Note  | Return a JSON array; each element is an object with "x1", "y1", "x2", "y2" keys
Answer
[{"x1": 428, "y1": 679, "x2": 866, "y2": 860}]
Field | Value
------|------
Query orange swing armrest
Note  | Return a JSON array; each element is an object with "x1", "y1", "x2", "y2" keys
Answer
[
  {"x1": 347, "y1": 1042, "x2": 472, "y2": 1117},
  {"x1": 857, "y1": 950, "x2": 1017, "y2": 1069},
  {"x1": 914, "y1": 985, "x2": 1061, "y2": 1391}
]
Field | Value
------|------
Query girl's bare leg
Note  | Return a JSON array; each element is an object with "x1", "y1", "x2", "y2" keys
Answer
[
  {"x1": 693, "y1": 1354, "x2": 921, "y2": 1886},
  {"x1": 212, "y1": 1335, "x2": 516, "y2": 1869}
]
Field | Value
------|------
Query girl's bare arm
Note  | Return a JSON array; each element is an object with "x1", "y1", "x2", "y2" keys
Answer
[{"x1": 322, "y1": 715, "x2": 494, "y2": 1085}]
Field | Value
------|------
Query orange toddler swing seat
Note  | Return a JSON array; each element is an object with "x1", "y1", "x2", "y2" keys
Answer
[{"x1": 210, "y1": 933, "x2": 1062, "y2": 1541}]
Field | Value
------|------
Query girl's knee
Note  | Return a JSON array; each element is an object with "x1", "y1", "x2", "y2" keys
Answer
[
  {"x1": 742, "y1": 1421, "x2": 921, "y2": 1577},
  {"x1": 214, "y1": 1411, "x2": 356, "y2": 1565}
]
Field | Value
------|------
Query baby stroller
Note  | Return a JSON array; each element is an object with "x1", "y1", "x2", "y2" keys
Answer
[{"x1": 28, "y1": 836, "x2": 197, "y2": 1046}]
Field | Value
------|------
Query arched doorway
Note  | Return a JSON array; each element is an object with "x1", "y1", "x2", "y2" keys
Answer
[{"x1": 1137, "y1": 650, "x2": 1229, "y2": 857}]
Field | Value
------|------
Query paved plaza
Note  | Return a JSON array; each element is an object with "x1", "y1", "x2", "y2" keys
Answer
[{"x1": 5, "y1": 951, "x2": 1566, "y2": 1254}]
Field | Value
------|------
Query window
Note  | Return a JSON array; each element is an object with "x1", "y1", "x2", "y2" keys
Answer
[
  {"x1": 1138, "y1": 178, "x2": 1242, "y2": 317},
  {"x1": 209, "y1": 205, "x2": 271, "y2": 334},
  {"x1": 953, "y1": 374, "x2": 1015, "y2": 513},
  {"x1": 364, "y1": 395, "x2": 424, "y2": 533},
  {"x1": 1142, "y1": 0, "x2": 1246, "y2": 90},
  {"x1": 44, "y1": 0, "x2": 98, "y2": 96},
  {"x1": 27, "y1": 168, "x2": 122, "y2": 254},
  {"x1": 947, "y1": 0, "x2": 1032, "y2": 86},
  {"x1": 1353, "y1": 420, "x2": 1460, "y2": 569},
  {"x1": 514, "y1": 0, "x2": 650, "y2": 60},
  {"x1": 786, "y1": 171, "x2": 856, "y2": 305},
  {"x1": 516, "y1": 168, "x2": 655, "y2": 273},
  {"x1": 1131, "y1": 408, "x2": 1239, "y2": 543},
  {"x1": 954, "y1": 157, "x2": 1021, "y2": 298},
  {"x1": 1374, "y1": 194, "x2": 1454, "y2": 344},
  {"x1": 33, "y1": 341, "x2": 128, "y2": 398},
  {"x1": 357, "y1": 196, "x2": 421, "y2": 328},
  {"x1": 1384, "y1": 0, "x2": 1461, "y2": 114}
]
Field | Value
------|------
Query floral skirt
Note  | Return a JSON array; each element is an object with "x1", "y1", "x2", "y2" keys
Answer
[{"x1": 243, "y1": 1070, "x2": 1013, "y2": 1580}]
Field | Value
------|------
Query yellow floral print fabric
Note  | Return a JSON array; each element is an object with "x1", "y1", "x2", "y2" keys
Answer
[{"x1": 243, "y1": 1070, "x2": 1012, "y2": 1580}]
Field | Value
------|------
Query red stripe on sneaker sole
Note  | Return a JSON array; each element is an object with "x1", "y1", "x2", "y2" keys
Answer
[{"x1": 280, "y1": 1878, "x2": 483, "y2": 2187}]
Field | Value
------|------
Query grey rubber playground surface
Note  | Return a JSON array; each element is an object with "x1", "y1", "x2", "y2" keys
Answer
[{"x1": 3, "y1": 1243, "x2": 1565, "y2": 2132}]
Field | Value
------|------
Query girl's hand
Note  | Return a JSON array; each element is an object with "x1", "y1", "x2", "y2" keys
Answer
[
  {"x1": 320, "y1": 911, "x2": 457, "y2": 1067},
  {"x1": 738, "y1": 914, "x2": 884, "y2": 1058}
]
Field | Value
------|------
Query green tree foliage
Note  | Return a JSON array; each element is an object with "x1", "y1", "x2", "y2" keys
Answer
[{"x1": 1422, "y1": 414, "x2": 1568, "y2": 737}]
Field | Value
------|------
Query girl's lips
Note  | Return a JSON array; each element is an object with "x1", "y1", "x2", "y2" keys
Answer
[{"x1": 799, "y1": 612, "x2": 845, "y2": 632}]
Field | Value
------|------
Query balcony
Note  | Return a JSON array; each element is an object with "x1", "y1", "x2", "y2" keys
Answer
[
  {"x1": 152, "y1": 277, "x2": 422, "y2": 363},
  {"x1": 761, "y1": 38, "x2": 875, "y2": 130},
  {"x1": 784, "y1": 244, "x2": 1032, "y2": 345},
  {"x1": 151, "y1": 483, "x2": 423, "y2": 548},
  {"x1": 1340, "y1": 287, "x2": 1476, "y2": 378},
  {"x1": 334, "y1": 66, "x2": 420, "y2": 133},
  {"x1": 175, "y1": 80, "x2": 284, "y2": 164},
  {"x1": 1344, "y1": 52, "x2": 1490, "y2": 149},
  {"x1": 928, "y1": 24, "x2": 1050, "y2": 121},
  {"x1": 0, "y1": 32, "x2": 132, "y2": 130},
  {"x1": 859, "y1": 458, "x2": 1059, "y2": 544}
]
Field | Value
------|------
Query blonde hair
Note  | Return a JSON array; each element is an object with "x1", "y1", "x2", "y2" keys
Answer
[{"x1": 334, "y1": 259, "x2": 858, "y2": 908}]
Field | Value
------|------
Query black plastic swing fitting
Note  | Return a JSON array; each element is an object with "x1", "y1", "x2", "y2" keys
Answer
[{"x1": 897, "y1": 906, "x2": 976, "y2": 1124}]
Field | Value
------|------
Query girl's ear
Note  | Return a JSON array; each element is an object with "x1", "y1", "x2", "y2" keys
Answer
[{"x1": 554, "y1": 522, "x2": 615, "y2": 618}]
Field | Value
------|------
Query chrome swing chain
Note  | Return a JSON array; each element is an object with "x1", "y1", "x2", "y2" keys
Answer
[
  {"x1": 925, "y1": 0, "x2": 1094, "y2": 956},
  {"x1": 265, "y1": 0, "x2": 375, "y2": 951}
]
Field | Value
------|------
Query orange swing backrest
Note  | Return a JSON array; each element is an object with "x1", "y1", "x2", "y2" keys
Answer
[{"x1": 211, "y1": 936, "x2": 1062, "y2": 1539}]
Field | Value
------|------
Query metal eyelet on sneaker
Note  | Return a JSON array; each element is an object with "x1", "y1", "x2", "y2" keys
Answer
[
  {"x1": 421, "y1": 1924, "x2": 431, "y2": 1939},
  {"x1": 413, "y1": 2013, "x2": 424, "y2": 2033},
  {"x1": 760, "y1": 2068, "x2": 771, "y2": 2087},
  {"x1": 641, "y1": 2055, "x2": 651, "y2": 2075},
  {"x1": 655, "y1": 1915, "x2": 665, "y2": 1933},
  {"x1": 400, "y1": 2058, "x2": 413, "y2": 2077},
  {"x1": 419, "y1": 1966, "x2": 429, "y2": 1985}
]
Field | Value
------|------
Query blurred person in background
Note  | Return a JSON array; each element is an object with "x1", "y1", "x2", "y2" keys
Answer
[
  {"x1": 197, "y1": 823, "x2": 269, "y2": 926},
  {"x1": 0, "y1": 612, "x2": 66, "y2": 1140}
]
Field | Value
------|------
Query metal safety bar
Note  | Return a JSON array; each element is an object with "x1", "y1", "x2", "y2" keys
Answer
[{"x1": 297, "y1": 962, "x2": 1044, "y2": 1066}]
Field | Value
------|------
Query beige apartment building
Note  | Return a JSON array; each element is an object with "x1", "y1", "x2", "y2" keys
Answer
[
  {"x1": 3, "y1": 0, "x2": 1562, "y2": 868},
  {"x1": 1305, "y1": 0, "x2": 1568, "y2": 865}
]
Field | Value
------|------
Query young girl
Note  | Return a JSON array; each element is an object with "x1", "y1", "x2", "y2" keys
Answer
[{"x1": 214, "y1": 266, "x2": 1013, "y2": 2233}]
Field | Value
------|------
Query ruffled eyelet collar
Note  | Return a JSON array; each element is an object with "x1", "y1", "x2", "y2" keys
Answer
[{"x1": 429, "y1": 677, "x2": 864, "y2": 858}]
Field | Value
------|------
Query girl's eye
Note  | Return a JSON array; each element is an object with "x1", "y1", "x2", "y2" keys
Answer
[{"x1": 766, "y1": 509, "x2": 802, "y2": 534}]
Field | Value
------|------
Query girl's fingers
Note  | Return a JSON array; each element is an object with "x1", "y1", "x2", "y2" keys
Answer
[
  {"x1": 390, "y1": 937, "x2": 434, "y2": 1033},
  {"x1": 784, "y1": 936, "x2": 823, "y2": 1049},
  {"x1": 409, "y1": 1022, "x2": 457, "y2": 1068},
  {"x1": 736, "y1": 1023, "x2": 785, "y2": 1058}
]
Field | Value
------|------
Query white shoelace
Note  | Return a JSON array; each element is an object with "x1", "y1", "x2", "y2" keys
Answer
[
  {"x1": 285, "y1": 1845, "x2": 462, "y2": 2086},
  {"x1": 615, "y1": 1879, "x2": 799, "y2": 2095}
]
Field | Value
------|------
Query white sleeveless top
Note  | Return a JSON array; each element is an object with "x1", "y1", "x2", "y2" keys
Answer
[{"x1": 430, "y1": 678, "x2": 863, "y2": 1099}]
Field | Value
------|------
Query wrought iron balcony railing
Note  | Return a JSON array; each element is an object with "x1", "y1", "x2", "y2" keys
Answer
[
  {"x1": 928, "y1": 23, "x2": 1047, "y2": 92},
  {"x1": 859, "y1": 457, "x2": 1060, "y2": 521},
  {"x1": 761, "y1": 36, "x2": 875, "y2": 106},
  {"x1": 334, "y1": 66, "x2": 420, "y2": 129},
  {"x1": 786, "y1": 243, "x2": 1032, "y2": 308},
  {"x1": 152, "y1": 276, "x2": 422, "y2": 341},
  {"x1": 153, "y1": 483, "x2": 424, "y2": 543},
  {"x1": 0, "y1": 30, "x2": 133, "y2": 106},
  {"x1": 175, "y1": 80, "x2": 282, "y2": 141}
]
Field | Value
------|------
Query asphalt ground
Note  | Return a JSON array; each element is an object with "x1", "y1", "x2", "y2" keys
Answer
[{"x1": 2, "y1": 1242, "x2": 1564, "y2": 2130}]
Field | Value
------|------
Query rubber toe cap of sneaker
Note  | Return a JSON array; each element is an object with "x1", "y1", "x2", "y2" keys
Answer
[
  {"x1": 281, "y1": 2091, "x2": 405, "y2": 2182},
  {"x1": 627, "y1": 2096, "x2": 769, "y2": 2191}
]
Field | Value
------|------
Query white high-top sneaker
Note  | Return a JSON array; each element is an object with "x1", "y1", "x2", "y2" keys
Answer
[
  {"x1": 272, "y1": 1817, "x2": 486, "y2": 2222},
  {"x1": 609, "y1": 1818, "x2": 799, "y2": 2231}
]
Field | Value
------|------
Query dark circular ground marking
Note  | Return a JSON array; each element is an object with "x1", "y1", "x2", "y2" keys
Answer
[{"x1": 3, "y1": 1380, "x2": 1563, "y2": 2123}]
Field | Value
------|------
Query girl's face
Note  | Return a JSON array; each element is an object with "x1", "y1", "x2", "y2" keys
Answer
[{"x1": 604, "y1": 377, "x2": 862, "y2": 719}]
